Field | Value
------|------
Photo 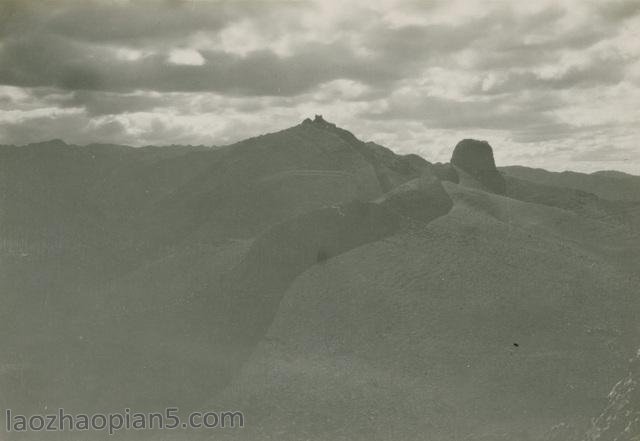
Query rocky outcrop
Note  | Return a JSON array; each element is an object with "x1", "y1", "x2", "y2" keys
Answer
[
  {"x1": 546, "y1": 422, "x2": 581, "y2": 441},
  {"x1": 451, "y1": 139, "x2": 506, "y2": 194},
  {"x1": 302, "y1": 114, "x2": 337, "y2": 129},
  {"x1": 583, "y1": 350, "x2": 640, "y2": 441}
]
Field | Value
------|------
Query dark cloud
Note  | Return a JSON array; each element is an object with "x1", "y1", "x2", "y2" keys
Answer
[
  {"x1": 0, "y1": 34, "x2": 398, "y2": 96},
  {"x1": 594, "y1": 0, "x2": 640, "y2": 22},
  {"x1": 479, "y1": 53, "x2": 629, "y2": 95},
  {"x1": 61, "y1": 90, "x2": 170, "y2": 116},
  {"x1": 0, "y1": 0, "x2": 633, "y2": 97},
  {"x1": 0, "y1": 0, "x2": 638, "y2": 173},
  {"x1": 361, "y1": 92, "x2": 574, "y2": 140},
  {"x1": 0, "y1": 0, "x2": 277, "y2": 42},
  {"x1": 364, "y1": 21, "x2": 487, "y2": 62}
]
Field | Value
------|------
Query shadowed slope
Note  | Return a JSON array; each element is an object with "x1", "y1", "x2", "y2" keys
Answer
[
  {"x1": 137, "y1": 117, "x2": 435, "y2": 244},
  {"x1": 223, "y1": 176, "x2": 453, "y2": 347},
  {"x1": 0, "y1": 118, "x2": 440, "y2": 422},
  {"x1": 212, "y1": 182, "x2": 640, "y2": 441}
]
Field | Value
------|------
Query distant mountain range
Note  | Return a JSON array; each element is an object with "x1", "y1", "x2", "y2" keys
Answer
[
  {"x1": 1, "y1": 115, "x2": 639, "y2": 441},
  {"x1": 500, "y1": 166, "x2": 640, "y2": 202}
]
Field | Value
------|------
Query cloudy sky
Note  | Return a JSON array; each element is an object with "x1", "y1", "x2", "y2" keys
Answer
[{"x1": 1, "y1": 0, "x2": 639, "y2": 173}]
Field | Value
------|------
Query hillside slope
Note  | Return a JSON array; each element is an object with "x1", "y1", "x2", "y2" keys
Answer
[
  {"x1": 0, "y1": 118, "x2": 438, "y2": 418},
  {"x1": 213, "y1": 182, "x2": 640, "y2": 441},
  {"x1": 501, "y1": 166, "x2": 640, "y2": 202},
  {"x1": 1, "y1": 122, "x2": 639, "y2": 441}
]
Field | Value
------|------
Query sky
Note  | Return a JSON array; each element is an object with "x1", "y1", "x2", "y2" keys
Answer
[{"x1": 1, "y1": 0, "x2": 639, "y2": 173}]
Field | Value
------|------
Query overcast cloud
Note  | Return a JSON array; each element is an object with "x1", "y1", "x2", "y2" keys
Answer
[{"x1": 1, "y1": 0, "x2": 639, "y2": 173}]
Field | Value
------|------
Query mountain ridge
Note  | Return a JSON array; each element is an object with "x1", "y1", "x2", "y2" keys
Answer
[
  {"x1": 1, "y1": 117, "x2": 639, "y2": 441},
  {"x1": 2, "y1": 116, "x2": 637, "y2": 181}
]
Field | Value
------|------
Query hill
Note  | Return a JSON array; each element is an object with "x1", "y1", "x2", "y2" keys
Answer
[
  {"x1": 0, "y1": 117, "x2": 439, "y2": 417},
  {"x1": 1, "y1": 118, "x2": 638, "y2": 441},
  {"x1": 500, "y1": 166, "x2": 640, "y2": 202},
  {"x1": 212, "y1": 180, "x2": 640, "y2": 441}
]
